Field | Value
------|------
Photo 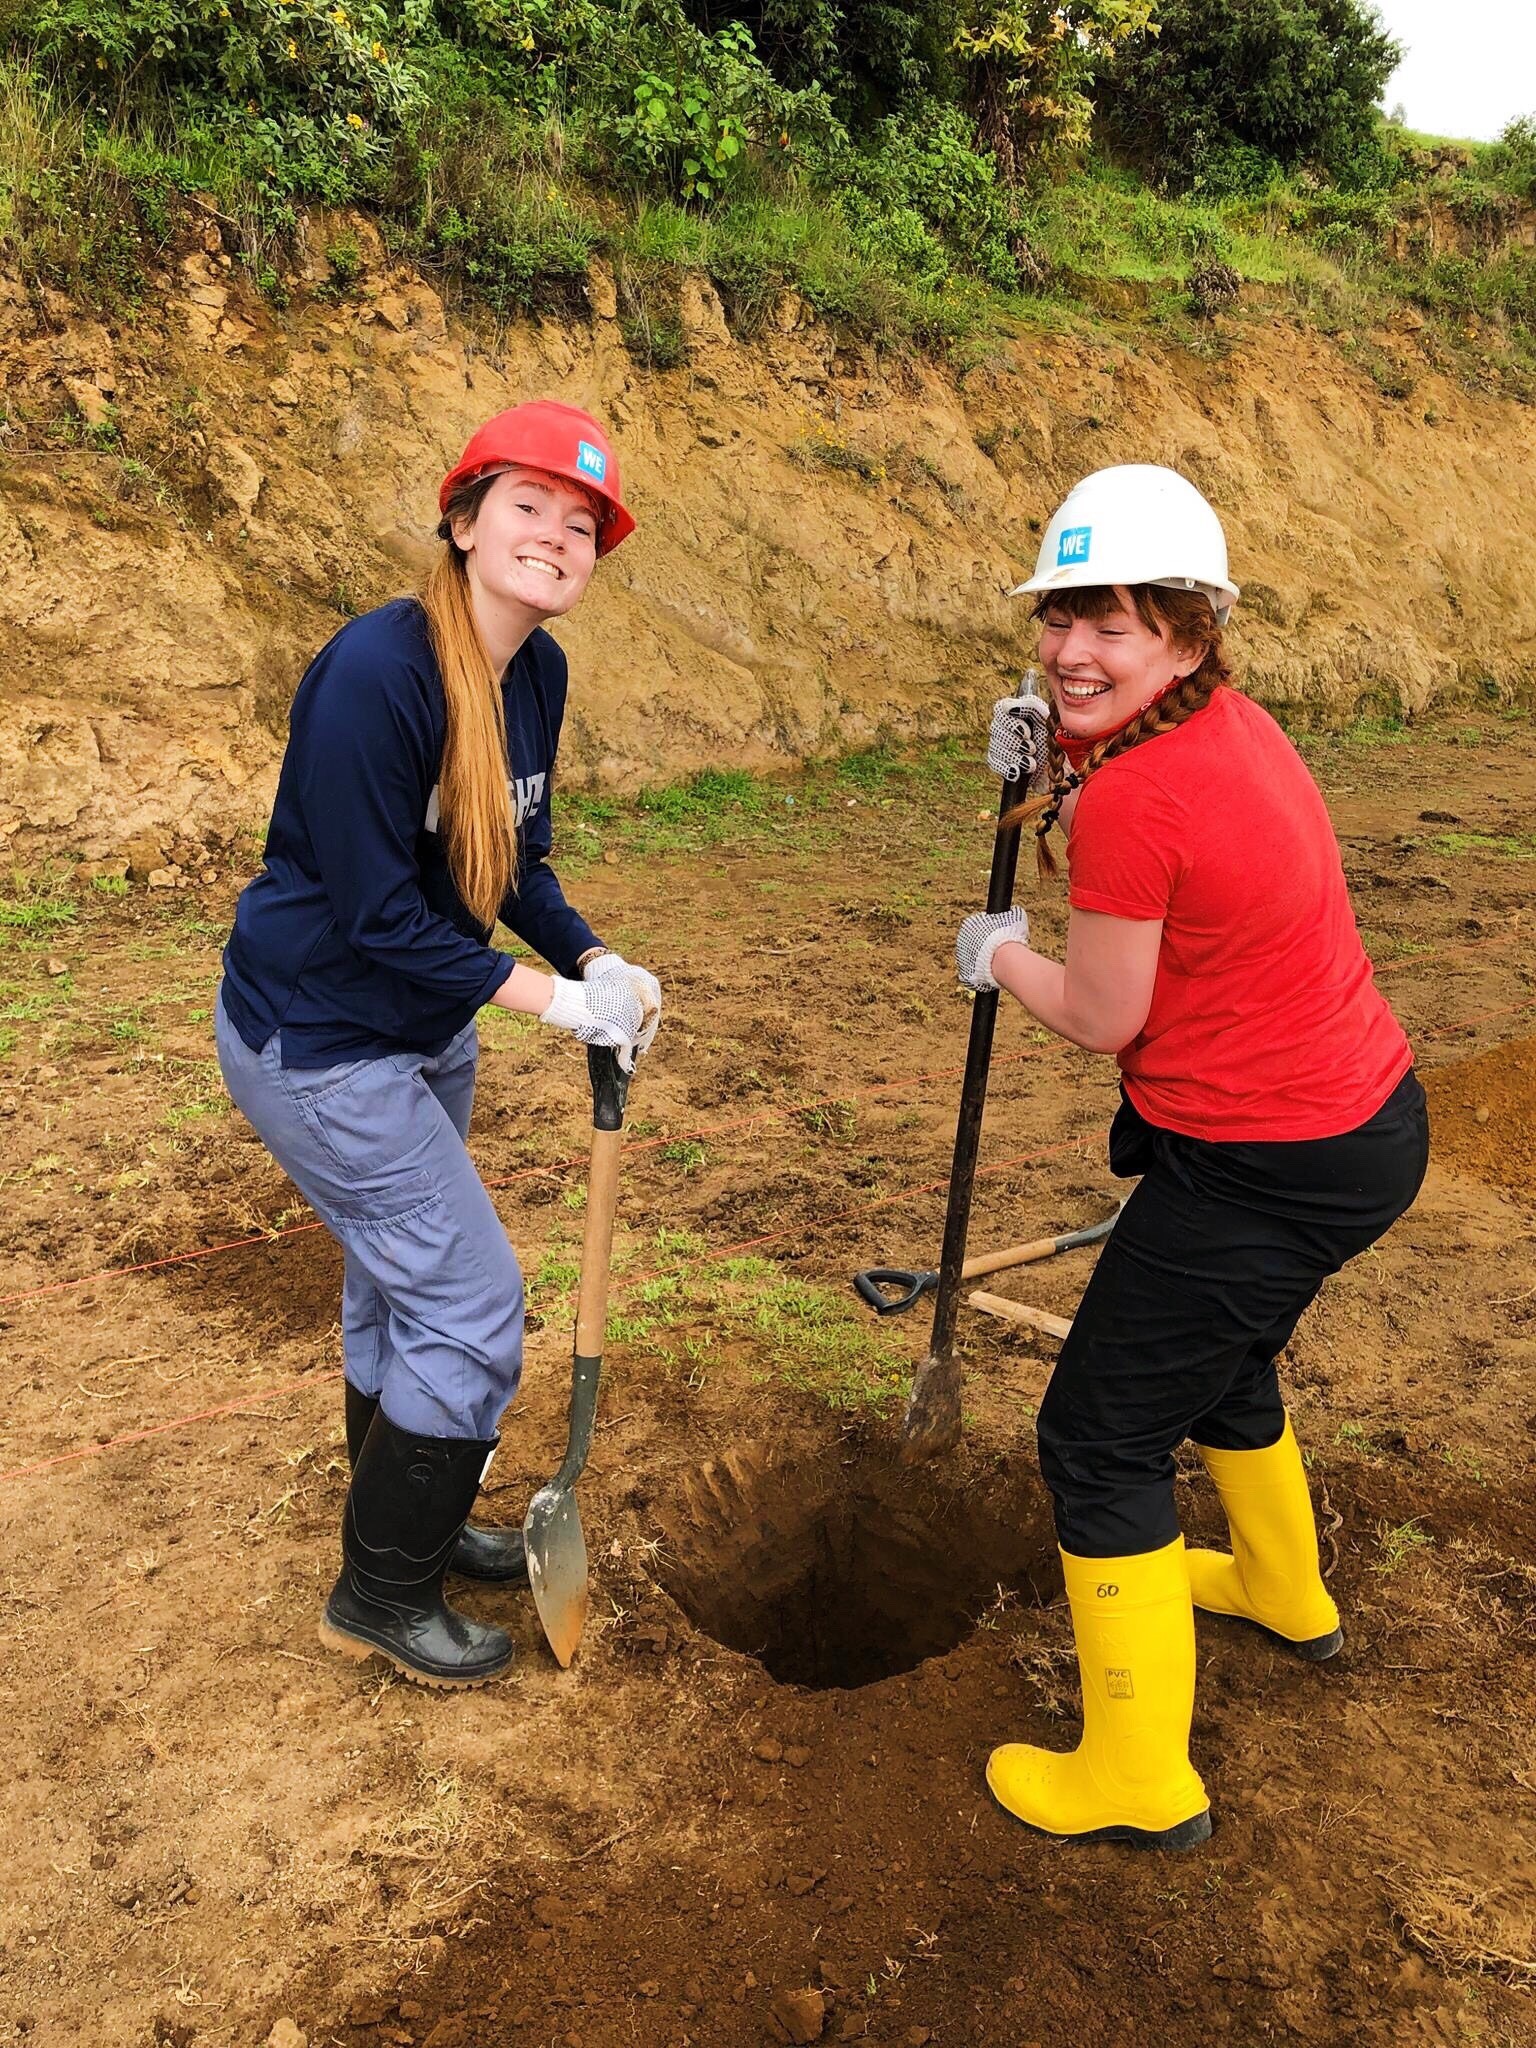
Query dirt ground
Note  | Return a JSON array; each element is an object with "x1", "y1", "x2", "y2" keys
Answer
[{"x1": 1, "y1": 714, "x2": 1534, "y2": 2048}]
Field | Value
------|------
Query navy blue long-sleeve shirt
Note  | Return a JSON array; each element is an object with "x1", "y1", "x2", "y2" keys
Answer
[{"x1": 221, "y1": 598, "x2": 601, "y2": 1066}]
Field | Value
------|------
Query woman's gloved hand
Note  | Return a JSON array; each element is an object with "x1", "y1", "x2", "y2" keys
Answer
[
  {"x1": 540, "y1": 974, "x2": 650, "y2": 1071},
  {"x1": 956, "y1": 907, "x2": 1030, "y2": 992},
  {"x1": 584, "y1": 950, "x2": 662, "y2": 1057},
  {"x1": 987, "y1": 675, "x2": 1052, "y2": 788}
]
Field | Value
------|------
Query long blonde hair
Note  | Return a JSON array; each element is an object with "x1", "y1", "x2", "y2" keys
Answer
[
  {"x1": 419, "y1": 474, "x2": 519, "y2": 930},
  {"x1": 1009, "y1": 584, "x2": 1232, "y2": 878}
]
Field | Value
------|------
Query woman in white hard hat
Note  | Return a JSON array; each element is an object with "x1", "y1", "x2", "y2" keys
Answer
[
  {"x1": 216, "y1": 401, "x2": 661, "y2": 1689},
  {"x1": 956, "y1": 465, "x2": 1427, "y2": 1848}
]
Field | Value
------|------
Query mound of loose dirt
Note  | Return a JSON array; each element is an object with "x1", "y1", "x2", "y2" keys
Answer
[{"x1": 1426, "y1": 1035, "x2": 1536, "y2": 1197}]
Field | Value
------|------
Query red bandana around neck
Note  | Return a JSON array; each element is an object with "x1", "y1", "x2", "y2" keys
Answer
[{"x1": 1054, "y1": 679, "x2": 1181, "y2": 773}]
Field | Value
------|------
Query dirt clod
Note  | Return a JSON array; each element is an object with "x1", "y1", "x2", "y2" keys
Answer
[
  {"x1": 769, "y1": 1986, "x2": 826, "y2": 2043},
  {"x1": 265, "y1": 2022, "x2": 307, "y2": 2048},
  {"x1": 1427, "y1": 1037, "x2": 1536, "y2": 1195}
]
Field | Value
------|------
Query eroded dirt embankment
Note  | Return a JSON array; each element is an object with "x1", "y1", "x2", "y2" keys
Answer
[{"x1": 3, "y1": 211, "x2": 1536, "y2": 863}]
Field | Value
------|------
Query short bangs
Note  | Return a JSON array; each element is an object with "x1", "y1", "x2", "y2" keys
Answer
[{"x1": 1030, "y1": 583, "x2": 1217, "y2": 639}]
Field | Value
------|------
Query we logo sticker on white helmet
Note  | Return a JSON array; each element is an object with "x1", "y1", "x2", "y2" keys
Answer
[
  {"x1": 1057, "y1": 525, "x2": 1093, "y2": 566},
  {"x1": 576, "y1": 440, "x2": 607, "y2": 482}
]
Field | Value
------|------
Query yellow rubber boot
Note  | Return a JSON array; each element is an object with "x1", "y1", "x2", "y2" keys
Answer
[
  {"x1": 1187, "y1": 1416, "x2": 1342, "y2": 1660},
  {"x1": 986, "y1": 1538, "x2": 1211, "y2": 1850}
]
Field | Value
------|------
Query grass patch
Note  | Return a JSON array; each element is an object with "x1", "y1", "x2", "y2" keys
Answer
[
  {"x1": 1373, "y1": 1517, "x2": 1434, "y2": 1575},
  {"x1": 1333, "y1": 1419, "x2": 1380, "y2": 1456},
  {"x1": 1427, "y1": 831, "x2": 1536, "y2": 861},
  {"x1": 558, "y1": 736, "x2": 989, "y2": 868},
  {"x1": 162, "y1": 1095, "x2": 226, "y2": 1132},
  {"x1": 835, "y1": 745, "x2": 903, "y2": 791},
  {"x1": 0, "y1": 894, "x2": 77, "y2": 933},
  {"x1": 660, "y1": 1139, "x2": 708, "y2": 1174},
  {"x1": 724, "y1": 1269, "x2": 910, "y2": 1413},
  {"x1": 519, "y1": 1227, "x2": 910, "y2": 1413},
  {"x1": 789, "y1": 428, "x2": 887, "y2": 484},
  {"x1": 531, "y1": 1248, "x2": 581, "y2": 1302},
  {"x1": 0, "y1": 974, "x2": 72, "y2": 1021}
]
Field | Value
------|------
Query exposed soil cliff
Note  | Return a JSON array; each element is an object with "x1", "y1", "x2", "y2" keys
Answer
[{"x1": 2, "y1": 211, "x2": 1534, "y2": 862}]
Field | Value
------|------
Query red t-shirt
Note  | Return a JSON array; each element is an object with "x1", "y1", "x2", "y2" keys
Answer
[{"x1": 1066, "y1": 687, "x2": 1412, "y2": 1142}]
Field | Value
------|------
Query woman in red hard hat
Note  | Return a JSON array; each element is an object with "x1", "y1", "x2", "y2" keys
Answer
[
  {"x1": 957, "y1": 465, "x2": 1428, "y2": 1849},
  {"x1": 216, "y1": 401, "x2": 658, "y2": 1689}
]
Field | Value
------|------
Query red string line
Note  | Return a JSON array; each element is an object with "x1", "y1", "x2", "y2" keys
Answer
[
  {"x1": 0, "y1": 1045, "x2": 1052, "y2": 1310},
  {"x1": 4, "y1": 914, "x2": 1523, "y2": 1314},
  {"x1": 0, "y1": 1136, "x2": 1097, "y2": 1487},
  {"x1": 0, "y1": 953, "x2": 1529, "y2": 1480}
]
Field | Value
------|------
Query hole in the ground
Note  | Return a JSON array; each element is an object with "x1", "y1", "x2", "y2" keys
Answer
[{"x1": 659, "y1": 1442, "x2": 1057, "y2": 1690}]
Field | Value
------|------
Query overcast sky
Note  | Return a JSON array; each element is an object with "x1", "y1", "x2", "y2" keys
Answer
[{"x1": 1374, "y1": 0, "x2": 1536, "y2": 142}]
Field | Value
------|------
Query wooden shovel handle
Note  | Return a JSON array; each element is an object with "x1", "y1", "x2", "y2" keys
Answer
[{"x1": 575, "y1": 1126, "x2": 623, "y2": 1358}]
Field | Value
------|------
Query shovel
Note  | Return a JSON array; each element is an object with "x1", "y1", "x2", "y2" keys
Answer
[
  {"x1": 854, "y1": 1208, "x2": 1121, "y2": 1316},
  {"x1": 898, "y1": 767, "x2": 1028, "y2": 1464},
  {"x1": 524, "y1": 1044, "x2": 632, "y2": 1667}
]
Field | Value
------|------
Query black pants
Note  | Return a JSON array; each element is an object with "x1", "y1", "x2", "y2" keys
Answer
[{"x1": 1037, "y1": 1070, "x2": 1429, "y2": 1559}]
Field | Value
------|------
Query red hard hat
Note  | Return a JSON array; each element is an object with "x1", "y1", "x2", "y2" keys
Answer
[{"x1": 438, "y1": 401, "x2": 636, "y2": 555}]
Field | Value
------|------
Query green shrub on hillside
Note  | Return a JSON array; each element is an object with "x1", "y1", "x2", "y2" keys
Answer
[
  {"x1": 31, "y1": 0, "x2": 416, "y2": 205},
  {"x1": 0, "y1": 0, "x2": 1532, "y2": 369},
  {"x1": 951, "y1": 0, "x2": 1155, "y2": 178},
  {"x1": 1099, "y1": 0, "x2": 1401, "y2": 191},
  {"x1": 1487, "y1": 116, "x2": 1536, "y2": 203},
  {"x1": 824, "y1": 102, "x2": 1020, "y2": 287}
]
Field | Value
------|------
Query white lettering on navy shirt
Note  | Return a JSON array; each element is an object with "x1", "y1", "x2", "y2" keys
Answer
[
  {"x1": 512, "y1": 772, "x2": 546, "y2": 826},
  {"x1": 424, "y1": 773, "x2": 546, "y2": 837}
]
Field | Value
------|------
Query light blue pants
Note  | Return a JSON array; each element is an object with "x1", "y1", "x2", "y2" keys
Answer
[{"x1": 215, "y1": 989, "x2": 524, "y2": 1440}]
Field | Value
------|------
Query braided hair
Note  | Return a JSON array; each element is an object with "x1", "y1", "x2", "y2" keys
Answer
[{"x1": 1006, "y1": 583, "x2": 1233, "y2": 879}]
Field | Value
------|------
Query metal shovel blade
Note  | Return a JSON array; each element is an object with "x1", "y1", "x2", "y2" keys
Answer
[{"x1": 524, "y1": 1478, "x2": 588, "y2": 1670}]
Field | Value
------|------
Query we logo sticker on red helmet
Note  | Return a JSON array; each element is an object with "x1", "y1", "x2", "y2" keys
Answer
[{"x1": 576, "y1": 439, "x2": 607, "y2": 483}]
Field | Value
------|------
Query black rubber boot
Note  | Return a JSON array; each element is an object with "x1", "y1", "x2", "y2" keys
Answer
[
  {"x1": 320, "y1": 1410, "x2": 514, "y2": 1688},
  {"x1": 344, "y1": 1383, "x2": 528, "y2": 1585}
]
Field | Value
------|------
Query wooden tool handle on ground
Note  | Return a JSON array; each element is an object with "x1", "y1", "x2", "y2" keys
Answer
[{"x1": 967, "y1": 1291, "x2": 1074, "y2": 1341}]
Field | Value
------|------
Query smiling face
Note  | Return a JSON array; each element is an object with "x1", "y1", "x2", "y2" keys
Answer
[
  {"x1": 451, "y1": 466, "x2": 601, "y2": 629},
  {"x1": 1036, "y1": 584, "x2": 1203, "y2": 742}
]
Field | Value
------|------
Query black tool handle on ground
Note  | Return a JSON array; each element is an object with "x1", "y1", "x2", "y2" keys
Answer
[
  {"x1": 927, "y1": 777, "x2": 1024, "y2": 1359},
  {"x1": 853, "y1": 1266, "x2": 940, "y2": 1315}
]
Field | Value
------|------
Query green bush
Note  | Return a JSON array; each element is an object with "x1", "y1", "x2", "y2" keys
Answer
[
  {"x1": 953, "y1": 0, "x2": 1155, "y2": 178},
  {"x1": 1487, "y1": 115, "x2": 1536, "y2": 202},
  {"x1": 0, "y1": 57, "x2": 170, "y2": 302},
  {"x1": 0, "y1": 0, "x2": 1529, "y2": 358},
  {"x1": 824, "y1": 102, "x2": 1020, "y2": 287},
  {"x1": 1099, "y1": 0, "x2": 1401, "y2": 191},
  {"x1": 30, "y1": 0, "x2": 416, "y2": 217},
  {"x1": 439, "y1": 0, "x2": 838, "y2": 204}
]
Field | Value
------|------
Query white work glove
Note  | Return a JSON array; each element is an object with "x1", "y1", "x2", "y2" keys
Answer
[
  {"x1": 540, "y1": 973, "x2": 649, "y2": 1072},
  {"x1": 956, "y1": 907, "x2": 1030, "y2": 992},
  {"x1": 987, "y1": 669, "x2": 1052, "y2": 790},
  {"x1": 583, "y1": 950, "x2": 662, "y2": 1058}
]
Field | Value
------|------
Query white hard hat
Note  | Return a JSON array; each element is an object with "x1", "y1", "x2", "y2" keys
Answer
[{"x1": 1011, "y1": 464, "x2": 1240, "y2": 626}]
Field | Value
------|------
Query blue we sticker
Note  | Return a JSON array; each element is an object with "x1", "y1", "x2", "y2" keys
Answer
[
  {"x1": 1057, "y1": 525, "x2": 1092, "y2": 566},
  {"x1": 576, "y1": 439, "x2": 607, "y2": 482}
]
